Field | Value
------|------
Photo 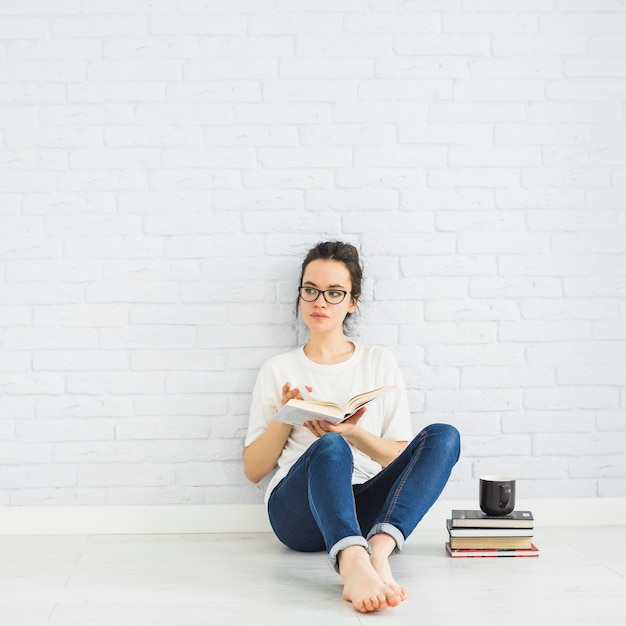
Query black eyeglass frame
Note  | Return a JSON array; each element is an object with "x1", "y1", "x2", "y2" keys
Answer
[{"x1": 298, "y1": 286, "x2": 352, "y2": 305}]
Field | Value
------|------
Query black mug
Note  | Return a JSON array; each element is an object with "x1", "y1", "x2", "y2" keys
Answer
[{"x1": 479, "y1": 475, "x2": 516, "y2": 516}]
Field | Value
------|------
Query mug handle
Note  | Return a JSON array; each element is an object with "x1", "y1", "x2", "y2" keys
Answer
[{"x1": 499, "y1": 484, "x2": 511, "y2": 508}]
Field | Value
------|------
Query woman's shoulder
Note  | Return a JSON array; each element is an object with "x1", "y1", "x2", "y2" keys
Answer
[
  {"x1": 259, "y1": 346, "x2": 304, "y2": 372},
  {"x1": 356, "y1": 344, "x2": 398, "y2": 364}
]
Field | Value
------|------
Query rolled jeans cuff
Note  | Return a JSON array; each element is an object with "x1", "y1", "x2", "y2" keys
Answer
[
  {"x1": 366, "y1": 523, "x2": 405, "y2": 554},
  {"x1": 328, "y1": 536, "x2": 371, "y2": 574}
]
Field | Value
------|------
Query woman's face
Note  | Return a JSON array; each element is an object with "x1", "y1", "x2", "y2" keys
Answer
[{"x1": 299, "y1": 259, "x2": 357, "y2": 335}]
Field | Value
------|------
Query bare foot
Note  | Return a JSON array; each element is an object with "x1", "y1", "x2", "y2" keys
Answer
[
  {"x1": 338, "y1": 545, "x2": 403, "y2": 613},
  {"x1": 369, "y1": 533, "x2": 408, "y2": 602}
]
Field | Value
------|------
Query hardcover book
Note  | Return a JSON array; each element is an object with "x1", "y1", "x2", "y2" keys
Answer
[
  {"x1": 450, "y1": 509, "x2": 534, "y2": 529},
  {"x1": 446, "y1": 520, "x2": 533, "y2": 538},
  {"x1": 446, "y1": 542, "x2": 539, "y2": 558},
  {"x1": 449, "y1": 535, "x2": 533, "y2": 550},
  {"x1": 272, "y1": 384, "x2": 396, "y2": 426}
]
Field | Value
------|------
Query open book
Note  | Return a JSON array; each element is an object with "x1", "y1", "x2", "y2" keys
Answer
[{"x1": 272, "y1": 384, "x2": 396, "y2": 426}]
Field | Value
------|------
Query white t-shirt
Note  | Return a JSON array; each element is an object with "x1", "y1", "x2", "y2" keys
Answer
[{"x1": 245, "y1": 344, "x2": 414, "y2": 503}]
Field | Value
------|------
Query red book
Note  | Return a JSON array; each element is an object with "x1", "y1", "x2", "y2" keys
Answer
[{"x1": 446, "y1": 542, "x2": 540, "y2": 558}]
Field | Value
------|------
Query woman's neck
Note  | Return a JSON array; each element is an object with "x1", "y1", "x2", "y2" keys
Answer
[{"x1": 303, "y1": 336, "x2": 355, "y2": 365}]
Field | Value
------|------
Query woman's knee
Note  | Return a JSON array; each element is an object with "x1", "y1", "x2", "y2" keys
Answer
[
  {"x1": 310, "y1": 432, "x2": 351, "y2": 460},
  {"x1": 424, "y1": 423, "x2": 461, "y2": 460}
]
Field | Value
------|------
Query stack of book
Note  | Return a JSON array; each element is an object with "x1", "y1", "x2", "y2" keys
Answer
[{"x1": 446, "y1": 509, "x2": 539, "y2": 558}]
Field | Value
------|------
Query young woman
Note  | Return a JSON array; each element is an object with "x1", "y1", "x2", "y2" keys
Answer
[{"x1": 243, "y1": 241, "x2": 460, "y2": 614}]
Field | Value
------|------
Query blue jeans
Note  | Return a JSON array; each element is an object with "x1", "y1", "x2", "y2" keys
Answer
[{"x1": 267, "y1": 423, "x2": 460, "y2": 572}]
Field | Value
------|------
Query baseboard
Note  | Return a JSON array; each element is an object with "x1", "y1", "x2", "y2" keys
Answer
[{"x1": 0, "y1": 498, "x2": 624, "y2": 535}]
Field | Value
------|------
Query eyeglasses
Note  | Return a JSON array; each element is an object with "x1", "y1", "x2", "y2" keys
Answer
[{"x1": 298, "y1": 286, "x2": 351, "y2": 305}]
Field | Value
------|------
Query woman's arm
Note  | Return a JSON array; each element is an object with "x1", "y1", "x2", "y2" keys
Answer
[
  {"x1": 342, "y1": 426, "x2": 408, "y2": 468},
  {"x1": 243, "y1": 420, "x2": 293, "y2": 484},
  {"x1": 243, "y1": 382, "x2": 308, "y2": 484}
]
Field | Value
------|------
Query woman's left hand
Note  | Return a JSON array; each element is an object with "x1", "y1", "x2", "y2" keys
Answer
[{"x1": 303, "y1": 407, "x2": 366, "y2": 438}]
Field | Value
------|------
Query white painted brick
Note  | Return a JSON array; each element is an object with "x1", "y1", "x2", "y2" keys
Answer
[
  {"x1": 343, "y1": 211, "x2": 433, "y2": 234},
  {"x1": 499, "y1": 320, "x2": 592, "y2": 343},
  {"x1": 527, "y1": 102, "x2": 623, "y2": 123},
  {"x1": 1, "y1": 397, "x2": 36, "y2": 419},
  {"x1": 428, "y1": 168, "x2": 521, "y2": 189},
  {"x1": 99, "y1": 326, "x2": 196, "y2": 349},
  {"x1": 401, "y1": 321, "x2": 495, "y2": 346},
  {"x1": 569, "y1": 272, "x2": 624, "y2": 299},
  {"x1": 521, "y1": 298, "x2": 617, "y2": 320},
  {"x1": 64, "y1": 236, "x2": 162, "y2": 259},
  {"x1": 33, "y1": 350, "x2": 129, "y2": 371},
  {"x1": 526, "y1": 341, "x2": 626, "y2": 367},
  {"x1": 557, "y1": 364, "x2": 626, "y2": 386},
  {"x1": 2, "y1": 327, "x2": 97, "y2": 350},
  {"x1": 444, "y1": 12, "x2": 537, "y2": 34},
  {"x1": 305, "y1": 189, "x2": 399, "y2": 212},
  {"x1": 281, "y1": 58, "x2": 373, "y2": 79},
  {"x1": 103, "y1": 36, "x2": 199, "y2": 59},
  {"x1": 133, "y1": 394, "x2": 226, "y2": 417},
  {"x1": 0, "y1": 374, "x2": 63, "y2": 395},
  {"x1": 66, "y1": 372, "x2": 165, "y2": 395},
  {"x1": 130, "y1": 349, "x2": 227, "y2": 371},
  {"x1": 502, "y1": 410, "x2": 597, "y2": 434},
  {"x1": 459, "y1": 232, "x2": 551, "y2": 255},
  {"x1": 0, "y1": 351, "x2": 30, "y2": 371},
  {"x1": 495, "y1": 188, "x2": 586, "y2": 210},
  {"x1": 33, "y1": 304, "x2": 127, "y2": 327},
  {"x1": 333, "y1": 101, "x2": 428, "y2": 124},
  {"x1": 524, "y1": 387, "x2": 619, "y2": 411},
  {"x1": 461, "y1": 366, "x2": 554, "y2": 388},
  {"x1": 185, "y1": 58, "x2": 276, "y2": 80},
  {"x1": 0, "y1": 442, "x2": 53, "y2": 464},
  {"x1": 589, "y1": 35, "x2": 626, "y2": 55},
  {"x1": 214, "y1": 190, "x2": 304, "y2": 212},
  {"x1": 534, "y1": 433, "x2": 625, "y2": 458},
  {"x1": 242, "y1": 208, "x2": 338, "y2": 233},
  {"x1": 264, "y1": 78, "x2": 359, "y2": 102},
  {"x1": 52, "y1": 441, "x2": 145, "y2": 464},
  {"x1": 0, "y1": 17, "x2": 48, "y2": 39},
  {"x1": 1, "y1": 465, "x2": 79, "y2": 489},
  {"x1": 469, "y1": 274, "x2": 561, "y2": 299},
  {"x1": 473, "y1": 457, "x2": 569, "y2": 480},
  {"x1": 16, "y1": 418, "x2": 115, "y2": 441},
  {"x1": 51, "y1": 15, "x2": 147, "y2": 37},
  {"x1": 436, "y1": 211, "x2": 524, "y2": 233},
  {"x1": 337, "y1": 169, "x2": 424, "y2": 189},
  {"x1": 67, "y1": 148, "x2": 159, "y2": 169},
  {"x1": 540, "y1": 12, "x2": 626, "y2": 34},
  {"x1": 249, "y1": 13, "x2": 343, "y2": 35},
  {"x1": 22, "y1": 192, "x2": 116, "y2": 215},
  {"x1": 151, "y1": 14, "x2": 246, "y2": 35},
  {"x1": 425, "y1": 299, "x2": 518, "y2": 322},
  {"x1": 362, "y1": 233, "x2": 456, "y2": 256},
  {"x1": 377, "y1": 57, "x2": 469, "y2": 79},
  {"x1": 78, "y1": 464, "x2": 176, "y2": 488},
  {"x1": 57, "y1": 170, "x2": 147, "y2": 192},
  {"x1": 426, "y1": 344, "x2": 525, "y2": 367},
  {"x1": 491, "y1": 34, "x2": 589, "y2": 57}
]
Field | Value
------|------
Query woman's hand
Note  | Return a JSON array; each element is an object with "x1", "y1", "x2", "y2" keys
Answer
[
  {"x1": 281, "y1": 382, "x2": 313, "y2": 405},
  {"x1": 304, "y1": 407, "x2": 367, "y2": 438}
]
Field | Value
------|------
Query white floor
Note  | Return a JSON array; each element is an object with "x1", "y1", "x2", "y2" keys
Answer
[{"x1": 1, "y1": 526, "x2": 625, "y2": 626}]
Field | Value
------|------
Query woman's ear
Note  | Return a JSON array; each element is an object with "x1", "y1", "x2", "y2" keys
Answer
[{"x1": 348, "y1": 295, "x2": 359, "y2": 314}]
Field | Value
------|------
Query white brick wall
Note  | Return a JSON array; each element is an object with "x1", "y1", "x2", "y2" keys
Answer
[{"x1": 1, "y1": 0, "x2": 625, "y2": 508}]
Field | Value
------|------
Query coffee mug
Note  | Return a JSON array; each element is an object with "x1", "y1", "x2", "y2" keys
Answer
[{"x1": 479, "y1": 475, "x2": 516, "y2": 516}]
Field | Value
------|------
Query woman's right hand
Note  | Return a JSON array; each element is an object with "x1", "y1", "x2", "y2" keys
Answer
[{"x1": 281, "y1": 382, "x2": 312, "y2": 405}]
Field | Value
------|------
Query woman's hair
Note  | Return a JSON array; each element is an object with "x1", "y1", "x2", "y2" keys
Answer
[{"x1": 296, "y1": 240, "x2": 363, "y2": 334}]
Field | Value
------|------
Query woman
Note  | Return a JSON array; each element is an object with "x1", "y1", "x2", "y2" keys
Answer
[{"x1": 243, "y1": 241, "x2": 460, "y2": 613}]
